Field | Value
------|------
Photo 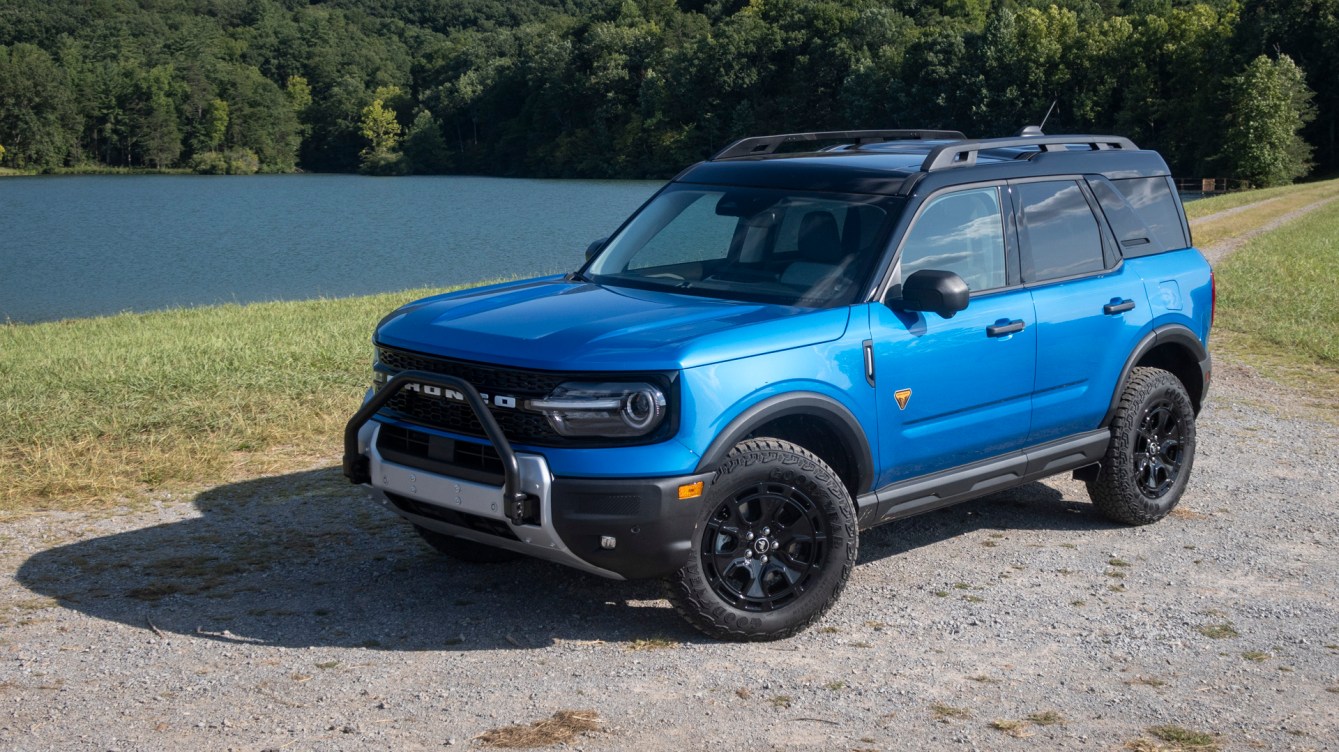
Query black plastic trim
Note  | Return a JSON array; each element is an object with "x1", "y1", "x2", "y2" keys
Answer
[
  {"x1": 856, "y1": 430, "x2": 1110, "y2": 527},
  {"x1": 549, "y1": 472, "x2": 714, "y2": 579},
  {"x1": 694, "y1": 393, "x2": 874, "y2": 495},
  {"x1": 1103, "y1": 324, "x2": 1210, "y2": 425}
]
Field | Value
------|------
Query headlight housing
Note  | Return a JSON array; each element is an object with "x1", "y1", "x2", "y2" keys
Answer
[{"x1": 528, "y1": 382, "x2": 667, "y2": 438}]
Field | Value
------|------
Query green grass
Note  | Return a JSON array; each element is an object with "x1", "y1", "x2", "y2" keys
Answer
[
  {"x1": 1214, "y1": 199, "x2": 1339, "y2": 402},
  {"x1": 0, "y1": 284, "x2": 474, "y2": 513}
]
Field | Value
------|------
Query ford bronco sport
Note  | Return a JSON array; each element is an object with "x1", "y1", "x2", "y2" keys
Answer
[{"x1": 344, "y1": 129, "x2": 1213, "y2": 641}]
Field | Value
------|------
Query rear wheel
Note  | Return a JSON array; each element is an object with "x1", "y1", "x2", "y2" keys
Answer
[
  {"x1": 413, "y1": 525, "x2": 522, "y2": 563},
  {"x1": 666, "y1": 438, "x2": 857, "y2": 641},
  {"x1": 1087, "y1": 367, "x2": 1197, "y2": 525}
]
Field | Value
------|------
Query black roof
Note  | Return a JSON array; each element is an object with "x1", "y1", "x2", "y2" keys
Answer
[{"x1": 676, "y1": 131, "x2": 1173, "y2": 197}]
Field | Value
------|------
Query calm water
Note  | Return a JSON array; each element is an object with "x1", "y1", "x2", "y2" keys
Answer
[{"x1": 0, "y1": 175, "x2": 660, "y2": 323}]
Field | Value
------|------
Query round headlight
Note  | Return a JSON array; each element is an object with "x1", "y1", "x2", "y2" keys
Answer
[{"x1": 621, "y1": 388, "x2": 665, "y2": 430}]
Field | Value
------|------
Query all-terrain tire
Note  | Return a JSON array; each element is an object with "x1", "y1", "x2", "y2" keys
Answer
[
  {"x1": 665, "y1": 438, "x2": 858, "y2": 641},
  {"x1": 1087, "y1": 367, "x2": 1197, "y2": 525},
  {"x1": 413, "y1": 525, "x2": 522, "y2": 563}
]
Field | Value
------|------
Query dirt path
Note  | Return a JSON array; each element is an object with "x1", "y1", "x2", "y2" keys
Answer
[{"x1": 1195, "y1": 195, "x2": 1339, "y2": 266}]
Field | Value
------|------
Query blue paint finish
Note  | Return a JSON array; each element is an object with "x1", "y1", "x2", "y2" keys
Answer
[
  {"x1": 1131, "y1": 249, "x2": 1215, "y2": 345},
  {"x1": 375, "y1": 278, "x2": 850, "y2": 372},
  {"x1": 868, "y1": 295, "x2": 1035, "y2": 486},
  {"x1": 1028, "y1": 264, "x2": 1153, "y2": 444}
]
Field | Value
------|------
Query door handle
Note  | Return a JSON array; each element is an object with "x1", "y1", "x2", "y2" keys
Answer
[
  {"x1": 1103, "y1": 299, "x2": 1136, "y2": 315},
  {"x1": 986, "y1": 319, "x2": 1025, "y2": 337}
]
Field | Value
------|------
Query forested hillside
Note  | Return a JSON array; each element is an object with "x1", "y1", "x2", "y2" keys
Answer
[{"x1": 0, "y1": 0, "x2": 1332, "y2": 183}]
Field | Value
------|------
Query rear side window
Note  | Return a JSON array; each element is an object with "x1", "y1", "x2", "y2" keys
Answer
[
  {"x1": 1110, "y1": 176, "x2": 1187, "y2": 253},
  {"x1": 1016, "y1": 180, "x2": 1104, "y2": 282}
]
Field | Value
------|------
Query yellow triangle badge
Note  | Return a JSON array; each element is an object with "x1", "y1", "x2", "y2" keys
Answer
[{"x1": 894, "y1": 388, "x2": 912, "y2": 410}]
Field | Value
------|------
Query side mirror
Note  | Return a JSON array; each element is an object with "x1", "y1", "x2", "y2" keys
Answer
[
  {"x1": 895, "y1": 269, "x2": 970, "y2": 318},
  {"x1": 585, "y1": 237, "x2": 607, "y2": 261}
]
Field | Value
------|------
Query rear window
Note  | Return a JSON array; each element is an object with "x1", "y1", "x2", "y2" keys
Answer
[
  {"x1": 1016, "y1": 180, "x2": 1105, "y2": 282},
  {"x1": 1110, "y1": 176, "x2": 1187, "y2": 253}
]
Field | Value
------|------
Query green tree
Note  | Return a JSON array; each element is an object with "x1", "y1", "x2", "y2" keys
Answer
[
  {"x1": 0, "y1": 43, "x2": 78, "y2": 169},
  {"x1": 401, "y1": 109, "x2": 450, "y2": 173},
  {"x1": 359, "y1": 95, "x2": 401, "y2": 154},
  {"x1": 1220, "y1": 53, "x2": 1316, "y2": 186}
]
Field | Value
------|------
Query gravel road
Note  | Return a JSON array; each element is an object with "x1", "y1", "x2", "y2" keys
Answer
[{"x1": 3, "y1": 353, "x2": 1337, "y2": 752}]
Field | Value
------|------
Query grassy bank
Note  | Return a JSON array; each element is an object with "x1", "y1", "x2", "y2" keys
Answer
[
  {"x1": 1185, "y1": 178, "x2": 1339, "y2": 248},
  {"x1": 0, "y1": 288, "x2": 465, "y2": 513},
  {"x1": 1213, "y1": 198, "x2": 1339, "y2": 400},
  {"x1": 4, "y1": 179, "x2": 1338, "y2": 515}
]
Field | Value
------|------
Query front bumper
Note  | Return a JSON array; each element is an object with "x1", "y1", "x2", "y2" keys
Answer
[{"x1": 344, "y1": 371, "x2": 710, "y2": 580}]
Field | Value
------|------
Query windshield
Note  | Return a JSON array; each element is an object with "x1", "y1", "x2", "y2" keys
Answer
[{"x1": 586, "y1": 184, "x2": 899, "y2": 307}]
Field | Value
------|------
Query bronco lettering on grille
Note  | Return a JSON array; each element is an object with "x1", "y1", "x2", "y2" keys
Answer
[{"x1": 402, "y1": 381, "x2": 517, "y2": 410}]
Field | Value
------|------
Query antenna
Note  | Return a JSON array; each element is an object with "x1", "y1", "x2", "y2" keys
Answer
[{"x1": 1038, "y1": 99, "x2": 1058, "y2": 131}]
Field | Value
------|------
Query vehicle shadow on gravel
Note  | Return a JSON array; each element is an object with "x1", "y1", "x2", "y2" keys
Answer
[{"x1": 16, "y1": 467, "x2": 1118, "y2": 650}]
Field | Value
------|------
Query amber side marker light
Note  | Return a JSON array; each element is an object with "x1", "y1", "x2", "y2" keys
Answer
[{"x1": 678, "y1": 481, "x2": 704, "y2": 500}]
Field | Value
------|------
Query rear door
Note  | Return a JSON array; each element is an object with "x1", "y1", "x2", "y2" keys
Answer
[
  {"x1": 1012, "y1": 178, "x2": 1152, "y2": 444},
  {"x1": 868, "y1": 184, "x2": 1035, "y2": 486}
]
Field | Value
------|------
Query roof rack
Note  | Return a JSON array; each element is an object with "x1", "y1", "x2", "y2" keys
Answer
[
  {"x1": 712, "y1": 129, "x2": 967, "y2": 161},
  {"x1": 920, "y1": 134, "x2": 1138, "y2": 172}
]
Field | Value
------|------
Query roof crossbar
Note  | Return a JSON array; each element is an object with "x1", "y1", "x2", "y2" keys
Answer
[
  {"x1": 920, "y1": 135, "x2": 1138, "y2": 172},
  {"x1": 712, "y1": 129, "x2": 968, "y2": 161}
]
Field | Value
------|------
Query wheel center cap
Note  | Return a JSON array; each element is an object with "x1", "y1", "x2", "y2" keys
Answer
[{"x1": 753, "y1": 538, "x2": 772, "y2": 554}]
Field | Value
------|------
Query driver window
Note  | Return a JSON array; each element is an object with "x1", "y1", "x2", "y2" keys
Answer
[{"x1": 896, "y1": 187, "x2": 1006, "y2": 292}]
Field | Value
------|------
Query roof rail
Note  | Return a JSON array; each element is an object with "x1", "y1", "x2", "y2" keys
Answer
[
  {"x1": 920, "y1": 134, "x2": 1138, "y2": 172},
  {"x1": 712, "y1": 129, "x2": 967, "y2": 161}
]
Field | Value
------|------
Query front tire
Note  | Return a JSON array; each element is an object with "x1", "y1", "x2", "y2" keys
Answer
[
  {"x1": 666, "y1": 438, "x2": 858, "y2": 641},
  {"x1": 413, "y1": 525, "x2": 522, "y2": 563},
  {"x1": 1087, "y1": 367, "x2": 1197, "y2": 525}
]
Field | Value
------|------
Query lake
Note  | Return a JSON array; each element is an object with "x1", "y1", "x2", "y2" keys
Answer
[{"x1": 0, "y1": 175, "x2": 661, "y2": 323}]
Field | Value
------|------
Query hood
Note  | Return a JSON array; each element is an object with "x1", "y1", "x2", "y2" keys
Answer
[{"x1": 374, "y1": 276, "x2": 851, "y2": 371}]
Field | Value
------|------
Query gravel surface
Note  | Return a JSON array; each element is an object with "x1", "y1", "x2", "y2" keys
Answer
[{"x1": 3, "y1": 354, "x2": 1337, "y2": 752}]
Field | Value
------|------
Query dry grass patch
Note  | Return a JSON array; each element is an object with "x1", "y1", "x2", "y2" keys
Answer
[
  {"x1": 1169, "y1": 507, "x2": 1208, "y2": 521},
  {"x1": 1127, "y1": 676, "x2": 1167, "y2": 687},
  {"x1": 930, "y1": 703, "x2": 971, "y2": 721},
  {"x1": 1126, "y1": 724, "x2": 1221, "y2": 751},
  {"x1": 989, "y1": 719, "x2": 1031, "y2": 738},
  {"x1": 626, "y1": 636, "x2": 676, "y2": 651},
  {"x1": 1241, "y1": 650, "x2": 1270, "y2": 662},
  {"x1": 1026, "y1": 711, "x2": 1064, "y2": 726},
  {"x1": 1197, "y1": 623, "x2": 1239, "y2": 639},
  {"x1": 475, "y1": 710, "x2": 602, "y2": 748}
]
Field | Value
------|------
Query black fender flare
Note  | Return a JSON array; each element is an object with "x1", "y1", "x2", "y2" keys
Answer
[
  {"x1": 1103, "y1": 323, "x2": 1210, "y2": 426},
  {"x1": 694, "y1": 392, "x2": 875, "y2": 495}
]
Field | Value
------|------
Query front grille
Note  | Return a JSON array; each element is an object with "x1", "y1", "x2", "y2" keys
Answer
[
  {"x1": 377, "y1": 346, "x2": 566, "y2": 444},
  {"x1": 374, "y1": 345, "x2": 677, "y2": 447}
]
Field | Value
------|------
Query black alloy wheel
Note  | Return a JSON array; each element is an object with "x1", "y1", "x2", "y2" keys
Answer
[
  {"x1": 1134, "y1": 398, "x2": 1186, "y2": 499},
  {"x1": 701, "y1": 480, "x2": 829, "y2": 611}
]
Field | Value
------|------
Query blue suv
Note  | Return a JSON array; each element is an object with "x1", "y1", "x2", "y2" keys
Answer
[{"x1": 344, "y1": 130, "x2": 1213, "y2": 640}]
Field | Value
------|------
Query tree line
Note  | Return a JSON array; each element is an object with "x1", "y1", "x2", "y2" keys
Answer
[{"x1": 0, "y1": 0, "x2": 1332, "y2": 187}]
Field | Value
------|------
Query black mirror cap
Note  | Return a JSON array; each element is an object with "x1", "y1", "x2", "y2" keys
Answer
[
  {"x1": 896, "y1": 269, "x2": 970, "y2": 319},
  {"x1": 585, "y1": 237, "x2": 608, "y2": 261}
]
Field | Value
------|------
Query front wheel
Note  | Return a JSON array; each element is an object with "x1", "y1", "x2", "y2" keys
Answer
[
  {"x1": 1087, "y1": 367, "x2": 1197, "y2": 525},
  {"x1": 665, "y1": 438, "x2": 858, "y2": 641}
]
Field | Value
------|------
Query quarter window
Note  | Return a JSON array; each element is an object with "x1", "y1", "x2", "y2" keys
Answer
[
  {"x1": 1016, "y1": 180, "x2": 1104, "y2": 282},
  {"x1": 896, "y1": 187, "x2": 1006, "y2": 292}
]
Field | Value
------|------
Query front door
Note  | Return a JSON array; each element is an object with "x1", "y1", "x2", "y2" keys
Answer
[{"x1": 869, "y1": 185, "x2": 1035, "y2": 488}]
